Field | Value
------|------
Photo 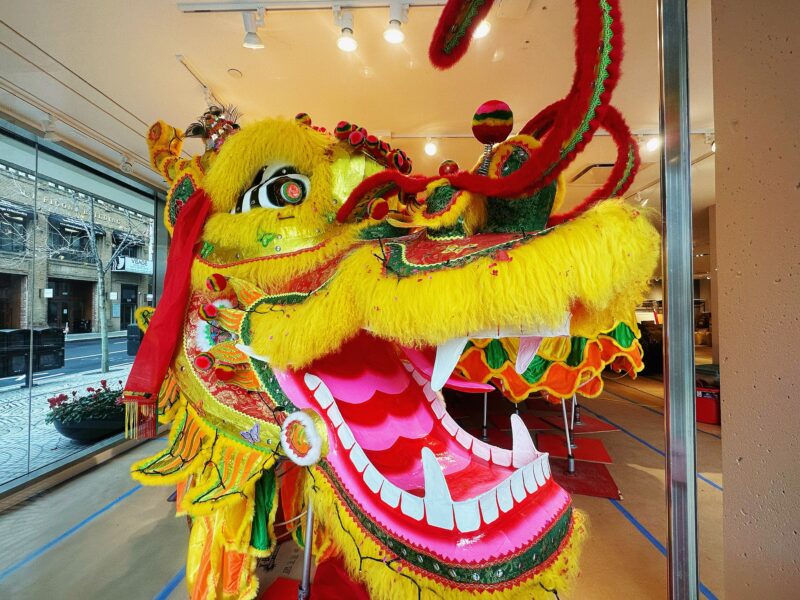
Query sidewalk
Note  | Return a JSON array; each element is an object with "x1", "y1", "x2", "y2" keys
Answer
[
  {"x1": 65, "y1": 330, "x2": 127, "y2": 342},
  {"x1": 0, "y1": 363, "x2": 133, "y2": 487}
]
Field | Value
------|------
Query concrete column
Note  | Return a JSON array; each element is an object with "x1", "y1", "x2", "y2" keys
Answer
[
  {"x1": 712, "y1": 1, "x2": 800, "y2": 597},
  {"x1": 708, "y1": 205, "x2": 719, "y2": 363}
]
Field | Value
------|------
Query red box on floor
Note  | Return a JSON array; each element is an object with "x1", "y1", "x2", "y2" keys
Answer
[{"x1": 696, "y1": 387, "x2": 721, "y2": 425}]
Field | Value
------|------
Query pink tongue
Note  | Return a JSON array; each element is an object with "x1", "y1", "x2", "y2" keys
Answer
[{"x1": 305, "y1": 333, "x2": 510, "y2": 500}]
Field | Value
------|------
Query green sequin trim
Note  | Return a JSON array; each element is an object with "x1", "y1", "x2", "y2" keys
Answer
[
  {"x1": 319, "y1": 462, "x2": 573, "y2": 585},
  {"x1": 443, "y1": 0, "x2": 488, "y2": 55},
  {"x1": 383, "y1": 229, "x2": 550, "y2": 278},
  {"x1": 250, "y1": 358, "x2": 297, "y2": 413},
  {"x1": 546, "y1": 0, "x2": 614, "y2": 177}
]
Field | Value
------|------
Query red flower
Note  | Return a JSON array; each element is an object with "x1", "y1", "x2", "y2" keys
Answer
[
  {"x1": 100, "y1": 379, "x2": 108, "y2": 389},
  {"x1": 48, "y1": 395, "x2": 67, "y2": 408},
  {"x1": 87, "y1": 387, "x2": 95, "y2": 392}
]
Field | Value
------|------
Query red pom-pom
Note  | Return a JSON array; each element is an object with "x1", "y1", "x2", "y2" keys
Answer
[
  {"x1": 367, "y1": 198, "x2": 389, "y2": 220},
  {"x1": 206, "y1": 273, "x2": 227, "y2": 292},
  {"x1": 194, "y1": 353, "x2": 214, "y2": 371},
  {"x1": 472, "y1": 100, "x2": 514, "y2": 144},
  {"x1": 438, "y1": 160, "x2": 459, "y2": 176},
  {"x1": 295, "y1": 113, "x2": 312, "y2": 126},
  {"x1": 199, "y1": 303, "x2": 218, "y2": 320},
  {"x1": 348, "y1": 130, "x2": 365, "y2": 147}
]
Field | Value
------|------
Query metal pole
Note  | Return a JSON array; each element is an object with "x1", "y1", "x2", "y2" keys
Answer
[
  {"x1": 561, "y1": 398, "x2": 575, "y2": 474},
  {"x1": 298, "y1": 500, "x2": 314, "y2": 600},
  {"x1": 657, "y1": 1, "x2": 699, "y2": 598},
  {"x1": 482, "y1": 392, "x2": 489, "y2": 442}
]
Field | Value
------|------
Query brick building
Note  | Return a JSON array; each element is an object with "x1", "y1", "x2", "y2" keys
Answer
[{"x1": 0, "y1": 160, "x2": 154, "y2": 333}]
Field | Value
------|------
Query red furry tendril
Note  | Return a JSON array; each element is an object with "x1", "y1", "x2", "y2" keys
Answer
[
  {"x1": 520, "y1": 102, "x2": 641, "y2": 226},
  {"x1": 339, "y1": 0, "x2": 624, "y2": 223},
  {"x1": 429, "y1": 0, "x2": 497, "y2": 70}
]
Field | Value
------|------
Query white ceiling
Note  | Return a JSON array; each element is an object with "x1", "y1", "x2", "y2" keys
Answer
[{"x1": 0, "y1": 0, "x2": 716, "y2": 217}]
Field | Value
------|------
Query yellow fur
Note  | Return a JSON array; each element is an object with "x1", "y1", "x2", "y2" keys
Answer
[
  {"x1": 305, "y1": 470, "x2": 587, "y2": 599},
  {"x1": 231, "y1": 200, "x2": 659, "y2": 369}
]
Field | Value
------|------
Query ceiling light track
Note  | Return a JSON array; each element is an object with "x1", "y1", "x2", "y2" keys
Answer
[{"x1": 178, "y1": 1, "x2": 446, "y2": 12}]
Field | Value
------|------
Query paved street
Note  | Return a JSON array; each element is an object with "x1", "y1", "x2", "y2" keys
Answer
[
  {"x1": 0, "y1": 335, "x2": 136, "y2": 488},
  {"x1": 0, "y1": 336, "x2": 134, "y2": 391}
]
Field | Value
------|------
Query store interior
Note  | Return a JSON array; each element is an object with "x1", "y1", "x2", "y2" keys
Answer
[{"x1": 0, "y1": 1, "x2": 797, "y2": 599}]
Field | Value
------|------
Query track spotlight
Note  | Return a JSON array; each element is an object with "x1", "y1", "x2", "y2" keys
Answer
[
  {"x1": 424, "y1": 139, "x2": 438, "y2": 156},
  {"x1": 473, "y1": 20, "x2": 491, "y2": 39},
  {"x1": 335, "y1": 8, "x2": 358, "y2": 52},
  {"x1": 242, "y1": 9, "x2": 265, "y2": 49},
  {"x1": 384, "y1": 0, "x2": 408, "y2": 44},
  {"x1": 42, "y1": 116, "x2": 60, "y2": 141},
  {"x1": 705, "y1": 132, "x2": 716, "y2": 153},
  {"x1": 120, "y1": 155, "x2": 134, "y2": 174}
]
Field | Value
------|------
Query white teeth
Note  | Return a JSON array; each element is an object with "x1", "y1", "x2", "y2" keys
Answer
[
  {"x1": 496, "y1": 479, "x2": 514, "y2": 513},
  {"x1": 431, "y1": 397, "x2": 447, "y2": 419},
  {"x1": 309, "y1": 375, "x2": 334, "y2": 409},
  {"x1": 401, "y1": 360, "x2": 414, "y2": 372},
  {"x1": 327, "y1": 403, "x2": 343, "y2": 427},
  {"x1": 337, "y1": 423, "x2": 355, "y2": 450},
  {"x1": 511, "y1": 414, "x2": 538, "y2": 468},
  {"x1": 510, "y1": 470, "x2": 526, "y2": 502},
  {"x1": 522, "y1": 463, "x2": 538, "y2": 494},
  {"x1": 543, "y1": 459, "x2": 551, "y2": 479},
  {"x1": 380, "y1": 480, "x2": 402, "y2": 509},
  {"x1": 453, "y1": 498, "x2": 481, "y2": 533},
  {"x1": 441, "y1": 413, "x2": 459, "y2": 436},
  {"x1": 363, "y1": 464, "x2": 383, "y2": 493},
  {"x1": 533, "y1": 458, "x2": 547, "y2": 486},
  {"x1": 471, "y1": 438, "x2": 491, "y2": 461},
  {"x1": 515, "y1": 336, "x2": 543, "y2": 374},
  {"x1": 478, "y1": 489, "x2": 499, "y2": 524},
  {"x1": 421, "y1": 448, "x2": 455, "y2": 530},
  {"x1": 422, "y1": 381, "x2": 437, "y2": 402},
  {"x1": 411, "y1": 369, "x2": 427, "y2": 386},
  {"x1": 455, "y1": 428, "x2": 473, "y2": 450},
  {"x1": 350, "y1": 445, "x2": 369, "y2": 473},
  {"x1": 491, "y1": 447, "x2": 513, "y2": 467},
  {"x1": 431, "y1": 337, "x2": 469, "y2": 391},
  {"x1": 400, "y1": 491, "x2": 424, "y2": 521},
  {"x1": 303, "y1": 373, "x2": 322, "y2": 391}
]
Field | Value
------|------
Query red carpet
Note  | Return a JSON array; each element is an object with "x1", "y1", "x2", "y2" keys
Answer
[
  {"x1": 260, "y1": 556, "x2": 370, "y2": 600},
  {"x1": 542, "y1": 414, "x2": 619, "y2": 434},
  {"x1": 549, "y1": 458, "x2": 622, "y2": 499},
  {"x1": 537, "y1": 433, "x2": 613, "y2": 463}
]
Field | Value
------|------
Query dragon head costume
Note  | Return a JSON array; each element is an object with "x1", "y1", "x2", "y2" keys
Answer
[{"x1": 125, "y1": 1, "x2": 660, "y2": 598}]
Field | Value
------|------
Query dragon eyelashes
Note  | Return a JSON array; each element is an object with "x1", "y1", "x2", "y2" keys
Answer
[{"x1": 231, "y1": 163, "x2": 311, "y2": 213}]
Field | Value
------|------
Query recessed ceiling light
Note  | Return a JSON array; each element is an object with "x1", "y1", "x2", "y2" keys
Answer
[
  {"x1": 227, "y1": 68, "x2": 243, "y2": 79},
  {"x1": 473, "y1": 20, "x2": 491, "y2": 39},
  {"x1": 646, "y1": 137, "x2": 660, "y2": 152},
  {"x1": 424, "y1": 139, "x2": 438, "y2": 156}
]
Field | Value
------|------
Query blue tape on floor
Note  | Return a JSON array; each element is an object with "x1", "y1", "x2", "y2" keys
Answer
[
  {"x1": 154, "y1": 566, "x2": 186, "y2": 600},
  {"x1": 609, "y1": 499, "x2": 719, "y2": 600},
  {"x1": 583, "y1": 406, "x2": 723, "y2": 492},
  {"x1": 604, "y1": 388, "x2": 721, "y2": 440},
  {"x1": 0, "y1": 484, "x2": 142, "y2": 581}
]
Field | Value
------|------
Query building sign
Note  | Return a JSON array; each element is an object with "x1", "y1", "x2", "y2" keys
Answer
[{"x1": 112, "y1": 256, "x2": 153, "y2": 275}]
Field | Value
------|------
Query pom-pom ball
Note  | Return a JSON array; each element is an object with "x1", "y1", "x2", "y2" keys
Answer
[{"x1": 472, "y1": 100, "x2": 514, "y2": 145}]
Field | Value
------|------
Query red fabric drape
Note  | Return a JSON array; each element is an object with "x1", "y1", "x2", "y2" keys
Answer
[{"x1": 123, "y1": 189, "x2": 211, "y2": 406}]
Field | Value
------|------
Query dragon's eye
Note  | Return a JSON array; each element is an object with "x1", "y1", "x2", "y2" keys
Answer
[{"x1": 232, "y1": 164, "x2": 310, "y2": 213}]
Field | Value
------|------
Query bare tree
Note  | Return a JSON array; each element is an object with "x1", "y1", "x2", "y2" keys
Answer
[{"x1": 46, "y1": 194, "x2": 150, "y2": 372}]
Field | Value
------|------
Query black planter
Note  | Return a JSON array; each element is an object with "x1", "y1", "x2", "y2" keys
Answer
[{"x1": 53, "y1": 415, "x2": 125, "y2": 444}]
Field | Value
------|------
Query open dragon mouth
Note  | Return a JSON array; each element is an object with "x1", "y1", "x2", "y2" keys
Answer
[{"x1": 277, "y1": 332, "x2": 572, "y2": 568}]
